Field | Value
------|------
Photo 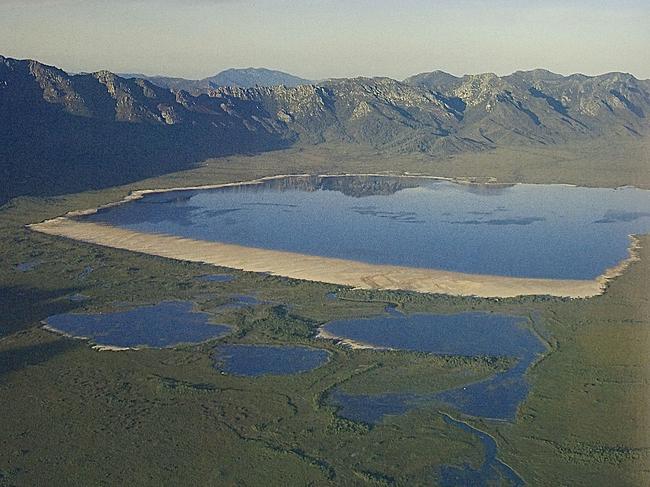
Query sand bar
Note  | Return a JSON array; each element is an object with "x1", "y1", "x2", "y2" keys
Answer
[{"x1": 28, "y1": 216, "x2": 626, "y2": 298}]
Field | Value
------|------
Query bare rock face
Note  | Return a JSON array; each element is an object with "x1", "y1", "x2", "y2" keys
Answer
[{"x1": 406, "y1": 68, "x2": 649, "y2": 145}]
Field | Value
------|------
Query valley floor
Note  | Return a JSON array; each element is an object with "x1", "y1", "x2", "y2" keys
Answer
[{"x1": 1, "y1": 144, "x2": 648, "y2": 486}]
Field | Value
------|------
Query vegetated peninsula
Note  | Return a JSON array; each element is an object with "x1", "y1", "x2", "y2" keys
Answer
[{"x1": 1, "y1": 54, "x2": 648, "y2": 203}]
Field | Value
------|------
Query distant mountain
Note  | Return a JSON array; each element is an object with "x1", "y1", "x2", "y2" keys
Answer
[
  {"x1": 120, "y1": 67, "x2": 312, "y2": 94},
  {"x1": 404, "y1": 69, "x2": 650, "y2": 145},
  {"x1": 1, "y1": 55, "x2": 648, "y2": 202},
  {"x1": 210, "y1": 68, "x2": 312, "y2": 88}
]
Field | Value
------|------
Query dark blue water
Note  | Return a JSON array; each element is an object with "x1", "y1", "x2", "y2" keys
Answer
[
  {"x1": 82, "y1": 176, "x2": 650, "y2": 279},
  {"x1": 324, "y1": 312, "x2": 545, "y2": 421},
  {"x1": 323, "y1": 312, "x2": 541, "y2": 357},
  {"x1": 329, "y1": 389, "x2": 429, "y2": 423},
  {"x1": 196, "y1": 274, "x2": 236, "y2": 283},
  {"x1": 213, "y1": 344, "x2": 330, "y2": 376},
  {"x1": 45, "y1": 301, "x2": 230, "y2": 348},
  {"x1": 15, "y1": 260, "x2": 41, "y2": 272},
  {"x1": 440, "y1": 413, "x2": 524, "y2": 486}
]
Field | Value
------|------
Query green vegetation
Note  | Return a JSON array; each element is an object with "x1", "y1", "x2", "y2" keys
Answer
[
  {"x1": 1, "y1": 150, "x2": 648, "y2": 485},
  {"x1": 338, "y1": 353, "x2": 514, "y2": 396},
  {"x1": 487, "y1": 239, "x2": 650, "y2": 486}
]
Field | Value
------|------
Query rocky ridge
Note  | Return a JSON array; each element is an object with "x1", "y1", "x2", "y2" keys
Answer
[{"x1": 1, "y1": 55, "x2": 648, "y2": 201}]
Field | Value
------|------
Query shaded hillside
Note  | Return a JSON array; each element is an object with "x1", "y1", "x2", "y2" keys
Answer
[
  {"x1": 1, "y1": 55, "x2": 648, "y2": 202},
  {"x1": 0, "y1": 56, "x2": 293, "y2": 203}
]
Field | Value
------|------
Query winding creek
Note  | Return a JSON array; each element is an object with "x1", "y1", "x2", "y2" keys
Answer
[{"x1": 323, "y1": 309, "x2": 545, "y2": 485}]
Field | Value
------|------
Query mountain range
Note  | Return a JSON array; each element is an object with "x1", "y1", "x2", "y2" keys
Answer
[
  {"x1": 1, "y1": 54, "x2": 648, "y2": 202},
  {"x1": 119, "y1": 67, "x2": 312, "y2": 94}
]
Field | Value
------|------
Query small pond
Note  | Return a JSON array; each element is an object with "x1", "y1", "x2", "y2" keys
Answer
[
  {"x1": 195, "y1": 273, "x2": 236, "y2": 283},
  {"x1": 213, "y1": 344, "x2": 330, "y2": 376},
  {"x1": 44, "y1": 301, "x2": 230, "y2": 349},
  {"x1": 15, "y1": 260, "x2": 41, "y2": 272}
]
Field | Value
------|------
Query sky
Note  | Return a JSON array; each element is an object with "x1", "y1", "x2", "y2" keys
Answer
[{"x1": 0, "y1": 0, "x2": 648, "y2": 80}]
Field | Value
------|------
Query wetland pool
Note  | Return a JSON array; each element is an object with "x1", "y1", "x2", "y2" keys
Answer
[
  {"x1": 44, "y1": 301, "x2": 230, "y2": 349},
  {"x1": 80, "y1": 175, "x2": 650, "y2": 280},
  {"x1": 212, "y1": 344, "x2": 330, "y2": 376},
  {"x1": 324, "y1": 311, "x2": 545, "y2": 422}
]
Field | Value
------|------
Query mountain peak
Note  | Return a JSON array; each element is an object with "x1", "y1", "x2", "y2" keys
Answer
[{"x1": 207, "y1": 67, "x2": 311, "y2": 88}]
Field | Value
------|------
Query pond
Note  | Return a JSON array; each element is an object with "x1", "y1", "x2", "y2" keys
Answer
[
  {"x1": 44, "y1": 301, "x2": 230, "y2": 349},
  {"x1": 195, "y1": 273, "x2": 236, "y2": 283},
  {"x1": 212, "y1": 344, "x2": 330, "y2": 376},
  {"x1": 323, "y1": 312, "x2": 545, "y2": 421},
  {"x1": 15, "y1": 260, "x2": 41, "y2": 272},
  {"x1": 80, "y1": 175, "x2": 650, "y2": 280}
]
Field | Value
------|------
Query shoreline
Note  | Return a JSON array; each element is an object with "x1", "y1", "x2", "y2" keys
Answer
[
  {"x1": 41, "y1": 323, "x2": 135, "y2": 352},
  {"x1": 63, "y1": 173, "x2": 465, "y2": 218},
  {"x1": 27, "y1": 173, "x2": 644, "y2": 299},
  {"x1": 29, "y1": 218, "x2": 619, "y2": 298},
  {"x1": 315, "y1": 327, "x2": 392, "y2": 350}
]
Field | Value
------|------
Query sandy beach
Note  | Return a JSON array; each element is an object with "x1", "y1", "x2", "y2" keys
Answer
[
  {"x1": 29, "y1": 216, "x2": 619, "y2": 298},
  {"x1": 41, "y1": 323, "x2": 135, "y2": 351},
  {"x1": 315, "y1": 326, "x2": 392, "y2": 350},
  {"x1": 28, "y1": 174, "x2": 643, "y2": 299}
]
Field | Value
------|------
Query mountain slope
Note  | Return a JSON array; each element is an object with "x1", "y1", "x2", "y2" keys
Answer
[
  {"x1": 404, "y1": 69, "x2": 649, "y2": 146},
  {"x1": 1, "y1": 55, "x2": 648, "y2": 202},
  {"x1": 0, "y1": 56, "x2": 293, "y2": 202}
]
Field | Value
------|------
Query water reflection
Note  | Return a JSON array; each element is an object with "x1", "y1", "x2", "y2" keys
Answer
[{"x1": 82, "y1": 176, "x2": 650, "y2": 279}]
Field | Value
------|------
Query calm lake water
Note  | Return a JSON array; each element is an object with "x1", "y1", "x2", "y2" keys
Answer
[
  {"x1": 213, "y1": 344, "x2": 330, "y2": 376},
  {"x1": 44, "y1": 301, "x2": 230, "y2": 348},
  {"x1": 325, "y1": 312, "x2": 545, "y2": 421},
  {"x1": 82, "y1": 175, "x2": 650, "y2": 279}
]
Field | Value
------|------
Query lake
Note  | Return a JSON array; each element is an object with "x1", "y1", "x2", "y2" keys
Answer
[
  {"x1": 213, "y1": 344, "x2": 330, "y2": 376},
  {"x1": 44, "y1": 301, "x2": 230, "y2": 349},
  {"x1": 80, "y1": 175, "x2": 650, "y2": 280}
]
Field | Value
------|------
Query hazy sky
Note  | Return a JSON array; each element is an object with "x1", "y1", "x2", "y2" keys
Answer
[{"x1": 1, "y1": 0, "x2": 648, "y2": 80}]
